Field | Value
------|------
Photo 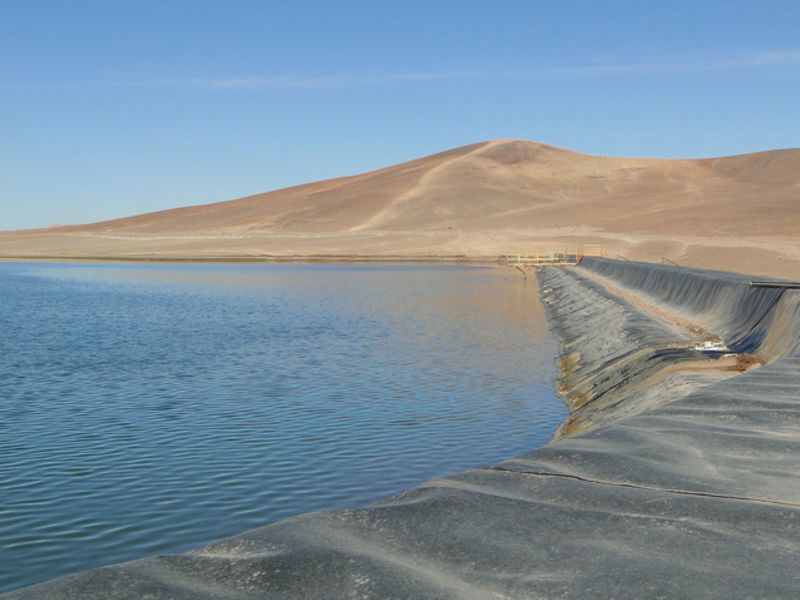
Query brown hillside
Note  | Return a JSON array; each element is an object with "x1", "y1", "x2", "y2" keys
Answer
[{"x1": 2, "y1": 139, "x2": 799, "y2": 278}]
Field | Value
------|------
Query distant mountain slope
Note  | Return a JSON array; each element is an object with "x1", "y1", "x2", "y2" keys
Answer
[{"x1": 2, "y1": 139, "x2": 799, "y2": 278}]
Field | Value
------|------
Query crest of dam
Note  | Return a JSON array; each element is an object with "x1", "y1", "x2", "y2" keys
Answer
[
  {"x1": 579, "y1": 257, "x2": 800, "y2": 359},
  {"x1": 6, "y1": 259, "x2": 800, "y2": 599}
]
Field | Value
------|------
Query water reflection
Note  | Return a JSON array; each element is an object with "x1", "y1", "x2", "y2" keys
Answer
[{"x1": 0, "y1": 262, "x2": 564, "y2": 592}]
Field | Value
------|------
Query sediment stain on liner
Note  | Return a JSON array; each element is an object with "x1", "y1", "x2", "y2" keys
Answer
[
  {"x1": 539, "y1": 265, "x2": 765, "y2": 437},
  {"x1": 0, "y1": 262, "x2": 564, "y2": 593}
]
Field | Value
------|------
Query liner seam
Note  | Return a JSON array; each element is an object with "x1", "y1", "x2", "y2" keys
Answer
[{"x1": 486, "y1": 465, "x2": 800, "y2": 509}]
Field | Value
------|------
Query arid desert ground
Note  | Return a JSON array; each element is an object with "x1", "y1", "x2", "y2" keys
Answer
[{"x1": 2, "y1": 139, "x2": 799, "y2": 278}]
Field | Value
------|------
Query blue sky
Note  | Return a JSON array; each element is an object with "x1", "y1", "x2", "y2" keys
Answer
[{"x1": 1, "y1": 1, "x2": 799, "y2": 229}]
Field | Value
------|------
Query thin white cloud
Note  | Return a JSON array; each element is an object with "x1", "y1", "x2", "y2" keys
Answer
[
  {"x1": 113, "y1": 51, "x2": 800, "y2": 89},
  {"x1": 6, "y1": 51, "x2": 800, "y2": 91},
  {"x1": 109, "y1": 71, "x2": 491, "y2": 89}
]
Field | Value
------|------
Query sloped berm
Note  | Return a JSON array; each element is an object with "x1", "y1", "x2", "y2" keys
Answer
[{"x1": 6, "y1": 259, "x2": 800, "y2": 599}]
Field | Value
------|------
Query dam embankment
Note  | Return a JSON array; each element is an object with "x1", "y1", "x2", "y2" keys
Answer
[{"x1": 6, "y1": 259, "x2": 800, "y2": 599}]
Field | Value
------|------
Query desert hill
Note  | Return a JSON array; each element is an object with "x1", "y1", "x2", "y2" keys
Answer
[{"x1": 2, "y1": 139, "x2": 799, "y2": 277}]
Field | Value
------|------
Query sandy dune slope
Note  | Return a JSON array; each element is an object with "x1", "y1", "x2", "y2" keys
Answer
[{"x1": 1, "y1": 139, "x2": 799, "y2": 277}]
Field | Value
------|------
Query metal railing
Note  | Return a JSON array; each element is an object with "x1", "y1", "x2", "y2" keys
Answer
[{"x1": 504, "y1": 246, "x2": 605, "y2": 269}]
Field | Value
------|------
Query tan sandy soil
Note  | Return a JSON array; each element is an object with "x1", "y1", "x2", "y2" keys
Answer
[{"x1": 1, "y1": 139, "x2": 799, "y2": 278}]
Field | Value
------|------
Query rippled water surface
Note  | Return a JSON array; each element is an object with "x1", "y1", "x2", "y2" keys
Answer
[{"x1": 0, "y1": 262, "x2": 564, "y2": 592}]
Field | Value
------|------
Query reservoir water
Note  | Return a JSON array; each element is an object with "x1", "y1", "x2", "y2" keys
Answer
[{"x1": 0, "y1": 262, "x2": 565, "y2": 592}]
